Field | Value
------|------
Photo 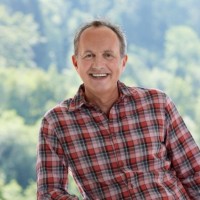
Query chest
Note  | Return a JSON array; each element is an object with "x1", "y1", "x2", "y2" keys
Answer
[{"x1": 57, "y1": 101, "x2": 167, "y2": 170}]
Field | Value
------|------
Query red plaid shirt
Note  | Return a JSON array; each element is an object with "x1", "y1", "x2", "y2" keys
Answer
[{"x1": 37, "y1": 81, "x2": 200, "y2": 200}]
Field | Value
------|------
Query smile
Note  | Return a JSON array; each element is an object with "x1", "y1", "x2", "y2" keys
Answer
[{"x1": 90, "y1": 73, "x2": 108, "y2": 77}]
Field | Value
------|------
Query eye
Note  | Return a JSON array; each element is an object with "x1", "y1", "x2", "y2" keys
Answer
[
  {"x1": 103, "y1": 52, "x2": 114, "y2": 60},
  {"x1": 83, "y1": 53, "x2": 94, "y2": 60}
]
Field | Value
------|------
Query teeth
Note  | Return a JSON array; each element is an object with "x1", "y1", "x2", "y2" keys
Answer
[{"x1": 91, "y1": 73, "x2": 107, "y2": 77}]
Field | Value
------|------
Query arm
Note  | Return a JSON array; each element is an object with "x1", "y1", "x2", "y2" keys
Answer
[
  {"x1": 165, "y1": 96, "x2": 200, "y2": 199},
  {"x1": 36, "y1": 117, "x2": 79, "y2": 200}
]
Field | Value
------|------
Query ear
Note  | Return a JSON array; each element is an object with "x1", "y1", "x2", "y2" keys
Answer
[
  {"x1": 72, "y1": 55, "x2": 78, "y2": 70},
  {"x1": 122, "y1": 55, "x2": 128, "y2": 72}
]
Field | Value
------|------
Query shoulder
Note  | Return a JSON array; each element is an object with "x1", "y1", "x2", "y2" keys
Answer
[
  {"x1": 128, "y1": 85, "x2": 168, "y2": 102},
  {"x1": 42, "y1": 98, "x2": 73, "y2": 123},
  {"x1": 119, "y1": 81, "x2": 167, "y2": 100}
]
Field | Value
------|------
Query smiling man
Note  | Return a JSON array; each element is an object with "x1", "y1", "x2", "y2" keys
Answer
[
  {"x1": 36, "y1": 20, "x2": 200, "y2": 200},
  {"x1": 72, "y1": 24, "x2": 127, "y2": 114}
]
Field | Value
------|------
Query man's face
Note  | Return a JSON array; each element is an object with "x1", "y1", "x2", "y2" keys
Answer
[{"x1": 72, "y1": 26, "x2": 127, "y2": 96}]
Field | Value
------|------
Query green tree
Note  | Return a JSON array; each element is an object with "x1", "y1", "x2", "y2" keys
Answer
[
  {"x1": 23, "y1": 181, "x2": 36, "y2": 200},
  {"x1": 0, "y1": 110, "x2": 37, "y2": 188},
  {"x1": 68, "y1": 173, "x2": 82, "y2": 199},
  {"x1": 0, "y1": 66, "x2": 80, "y2": 124},
  {"x1": 1, "y1": 180, "x2": 24, "y2": 200},
  {"x1": 0, "y1": 5, "x2": 41, "y2": 68},
  {"x1": 0, "y1": 179, "x2": 37, "y2": 200},
  {"x1": 164, "y1": 26, "x2": 200, "y2": 77},
  {"x1": 163, "y1": 26, "x2": 200, "y2": 121}
]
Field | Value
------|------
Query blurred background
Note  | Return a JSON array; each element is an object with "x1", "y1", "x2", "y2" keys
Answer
[{"x1": 0, "y1": 0, "x2": 200, "y2": 199}]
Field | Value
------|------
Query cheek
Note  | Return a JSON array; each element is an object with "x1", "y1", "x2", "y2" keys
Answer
[
  {"x1": 114, "y1": 61, "x2": 125, "y2": 72},
  {"x1": 76, "y1": 65, "x2": 89, "y2": 79},
  {"x1": 75, "y1": 60, "x2": 87, "y2": 72},
  {"x1": 78, "y1": 60, "x2": 91, "y2": 69}
]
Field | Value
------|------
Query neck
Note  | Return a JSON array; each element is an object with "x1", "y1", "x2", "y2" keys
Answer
[{"x1": 85, "y1": 87, "x2": 119, "y2": 114}]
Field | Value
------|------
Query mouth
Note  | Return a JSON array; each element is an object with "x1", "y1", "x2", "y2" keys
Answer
[{"x1": 89, "y1": 73, "x2": 109, "y2": 78}]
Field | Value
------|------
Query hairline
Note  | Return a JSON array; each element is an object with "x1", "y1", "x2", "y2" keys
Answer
[{"x1": 73, "y1": 20, "x2": 127, "y2": 58}]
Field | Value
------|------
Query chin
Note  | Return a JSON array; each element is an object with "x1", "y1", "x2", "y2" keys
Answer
[{"x1": 93, "y1": 86, "x2": 111, "y2": 94}]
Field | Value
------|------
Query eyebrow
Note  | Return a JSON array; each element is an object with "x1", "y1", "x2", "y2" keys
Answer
[
  {"x1": 103, "y1": 50, "x2": 115, "y2": 54},
  {"x1": 83, "y1": 50, "x2": 93, "y2": 53},
  {"x1": 82, "y1": 49, "x2": 115, "y2": 54}
]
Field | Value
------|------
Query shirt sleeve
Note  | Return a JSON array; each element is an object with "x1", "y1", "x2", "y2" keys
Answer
[
  {"x1": 165, "y1": 96, "x2": 200, "y2": 199},
  {"x1": 36, "y1": 117, "x2": 79, "y2": 200}
]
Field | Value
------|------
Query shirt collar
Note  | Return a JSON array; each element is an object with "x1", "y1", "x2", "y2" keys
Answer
[{"x1": 66, "y1": 81, "x2": 133, "y2": 112}]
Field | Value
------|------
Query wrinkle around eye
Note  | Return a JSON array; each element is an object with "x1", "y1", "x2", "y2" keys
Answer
[
  {"x1": 103, "y1": 53, "x2": 114, "y2": 60},
  {"x1": 82, "y1": 54, "x2": 95, "y2": 60}
]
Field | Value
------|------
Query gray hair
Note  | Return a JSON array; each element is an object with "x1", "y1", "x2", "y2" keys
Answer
[{"x1": 73, "y1": 20, "x2": 127, "y2": 57}]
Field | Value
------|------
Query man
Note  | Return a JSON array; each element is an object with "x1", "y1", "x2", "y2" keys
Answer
[{"x1": 36, "y1": 20, "x2": 200, "y2": 199}]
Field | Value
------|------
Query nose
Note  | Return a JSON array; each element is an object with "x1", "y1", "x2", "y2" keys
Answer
[
  {"x1": 93, "y1": 55, "x2": 105, "y2": 68},
  {"x1": 92, "y1": 65, "x2": 103, "y2": 70}
]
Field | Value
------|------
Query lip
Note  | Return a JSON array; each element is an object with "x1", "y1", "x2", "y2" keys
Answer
[{"x1": 89, "y1": 73, "x2": 110, "y2": 78}]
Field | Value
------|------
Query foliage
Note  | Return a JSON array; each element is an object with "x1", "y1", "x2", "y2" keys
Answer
[
  {"x1": 68, "y1": 173, "x2": 83, "y2": 199},
  {"x1": 0, "y1": 179, "x2": 36, "y2": 200},
  {"x1": 1, "y1": 0, "x2": 200, "y2": 70},
  {"x1": 0, "y1": 66, "x2": 80, "y2": 124},
  {"x1": 0, "y1": 5, "x2": 41, "y2": 68},
  {"x1": 164, "y1": 26, "x2": 200, "y2": 78},
  {"x1": 0, "y1": 110, "x2": 37, "y2": 187}
]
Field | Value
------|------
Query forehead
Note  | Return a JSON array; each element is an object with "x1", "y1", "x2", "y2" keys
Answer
[{"x1": 80, "y1": 26, "x2": 120, "y2": 45}]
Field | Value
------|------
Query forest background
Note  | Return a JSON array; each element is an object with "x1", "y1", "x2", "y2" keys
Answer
[{"x1": 0, "y1": 0, "x2": 200, "y2": 199}]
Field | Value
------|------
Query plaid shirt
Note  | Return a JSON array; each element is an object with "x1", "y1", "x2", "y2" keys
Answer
[{"x1": 37, "y1": 81, "x2": 200, "y2": 200}]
